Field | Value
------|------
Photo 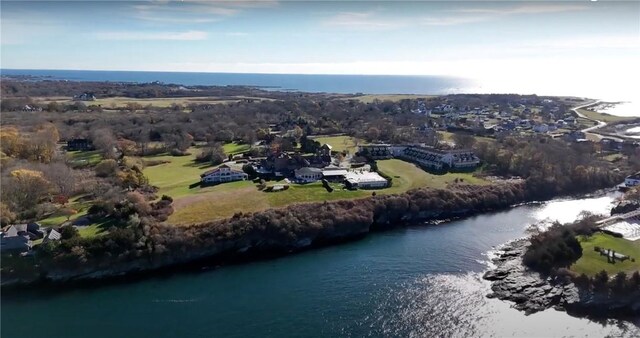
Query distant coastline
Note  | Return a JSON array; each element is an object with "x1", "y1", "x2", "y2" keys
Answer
[{"x1": 0, "y1": 69, "x2": 475, "y2": 95}]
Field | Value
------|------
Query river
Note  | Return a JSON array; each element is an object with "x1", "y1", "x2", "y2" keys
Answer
[{"x1": 2, "y1": 192, "x2": 639, "y2": 337}]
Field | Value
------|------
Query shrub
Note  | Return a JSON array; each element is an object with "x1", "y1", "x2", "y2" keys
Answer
[
  {"x1": 95, "y1": 159, "x2": 118, "y2": 177},
  {"x1": 170, "y1": 149, "x2": 189, "y2": 157},
  {"x1": 88, "y1": 203, "x2": 109, "y2": 219},
  {"x1": 59, "y1": 225, "x2": 79, "y2": 240}
]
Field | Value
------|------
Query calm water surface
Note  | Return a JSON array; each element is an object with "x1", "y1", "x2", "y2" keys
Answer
[{"x1": 3, "y1": 192, "x2": 639, "y2": 338}]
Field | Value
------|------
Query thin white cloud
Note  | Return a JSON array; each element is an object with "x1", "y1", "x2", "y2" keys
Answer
[
  {"x1": 326, "y1": 3, "x2": 592, "y2": 30},
  {"x1": 94, "y1": 30, "x2": 208, "y2": 41},
  {"x1": 522, "y1": 35, "x2": 640, "y2": 49},
  {"x1": 422, "y1": 16, "x2": 489, "y2": 26},
  {"x1": 456, "y1": 4, "x2": 589, "y2": 15},
  {"x1": 422, "y1": 4, "x2": 590, "y2": 27},
  {"x1": 322, "y1": 11, "x2": 406, "y2": 30},
  {"x1": 132, "y1": 1, "x2": 278, "y2": 23}
]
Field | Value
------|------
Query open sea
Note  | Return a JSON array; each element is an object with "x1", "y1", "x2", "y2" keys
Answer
[{"x1": 2, "y1": 69, "x2": 638, "y2": 117}]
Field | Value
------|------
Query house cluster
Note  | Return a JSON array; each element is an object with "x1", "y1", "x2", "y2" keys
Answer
[
  {"x1": 73, "y1": 92, "x2": 96, "y2": 101},
  {"x1": 422, "y1": 97, "x2": 585, "y2": 140},
  {"x1": 199, "y1": 142, "x2": 391, "y2": 190},
  {"x1": 1, "y1": 223, "x2": 60, "y2": 254},
  {"x1": 22, "y1": 104, "x2": 43, "y2": 112},
  {"x1": 359, "y1": 144, "x2": 480, "y2": 171}
]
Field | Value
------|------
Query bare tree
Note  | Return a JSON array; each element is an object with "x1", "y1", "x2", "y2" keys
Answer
[{"x1": 91, "y1": 128, "x2": 117, "y2": 159}]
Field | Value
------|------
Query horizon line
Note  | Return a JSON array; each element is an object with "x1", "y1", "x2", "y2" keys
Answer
[{"x1": 1, "y1": 67, "x2": 470, "y2": 79}]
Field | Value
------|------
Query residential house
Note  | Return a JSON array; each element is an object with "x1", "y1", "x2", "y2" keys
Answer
[
  {"x1": 319, "y1": 143, "x2": 333, "y2": 157},
  {"x1": 43, "y1": 228, "x2": 62, "y2": 243},
  {"x1": 67, "y1": 138, "x2": 95, "y2": 151},
  {"x1": 624, "y1": 172, "x2": 640, "y2": 187},
  {"x1": 399, "y1": 146, "x2": 480, "y2": 170},
  {"x1": 201, "y1": 164, "x2": 248, "y2": 184},
  {"x1": 22, "y1": 105, "x2": 42, "y2": 112},
  {"x1": 532, "y1": 124, "x2": 549, "y2": 133},
  {"x1": 1, "y1": 225, "x2": 31, "y2": 253},
  {"x1": 73, "y1": 92, "x2": 96, "y2": 101},
  {"x1": 565, "y1": 131, "x2": 587, "y2": 142},
  {"x1": 358, "y1": 144, "x2": 392, "y2": 159},
  {"x1": 260, "y1": 153, "x2": 310, "y2": 177},
  {"x1": 600, "y1": 138, "x2": 623, "y2": 151},
  {"x1": 294, "y1": 167, "x2": 323, "y2": 183}
]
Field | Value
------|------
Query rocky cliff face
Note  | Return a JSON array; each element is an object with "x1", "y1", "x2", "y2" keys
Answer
[
  {"x1": 484, "y1": 239, "x2": 640, "y2": 318},
  {"x1": 4, "y1": 183, "x2": 529, "y2": 286}
]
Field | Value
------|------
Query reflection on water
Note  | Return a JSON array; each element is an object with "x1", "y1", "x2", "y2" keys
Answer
[
  {"x1": 595, "y1": 101, "x2": 640, "y2": 118},
  {"x1": 534, "y1": 194, "x2": 620, "y2": 224},
  {"x1": 370, "y1": 273, "x2": 640, "y2": 337}
]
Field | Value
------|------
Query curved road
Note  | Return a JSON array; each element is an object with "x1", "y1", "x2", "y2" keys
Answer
[
  {"x1": 572, "y1": 100, "x2": 603, "y2": 132},
  {"x1": 572, "y1": 100, "x2": 625, "y2": 141}
]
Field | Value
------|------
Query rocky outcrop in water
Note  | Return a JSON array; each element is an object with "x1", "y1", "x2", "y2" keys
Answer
[
  {"x1": 484, "y1": 239, "x2": 640, "y2": 318},
  {"x1": 611, "y1": 200, "x2": 640, "y2": 216}
]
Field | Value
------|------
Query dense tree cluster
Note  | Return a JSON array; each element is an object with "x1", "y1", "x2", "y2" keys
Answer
[
  {"x1": 474, "y1": 137, "x2": 628, "y2": 199},
  {"x1": 523, "y1": 215, "x2": 598, "y2": 272}
]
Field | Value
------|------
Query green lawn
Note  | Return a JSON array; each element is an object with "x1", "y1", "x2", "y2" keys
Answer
[
  {"x1": 345, "y1": 94, "x2": 436, "y2": 103},
  {"x1": 571, "y1": 233, "x2": 640, "y2": 276},
  {"x1": 38, "y1": 208, "x2": 88, "y2": 227},
  {"x1": 265, "y1": 181, "x2": 368, "y2": 207},
  {"x1": 67, "y1": 150, "x2": 102, "y2": 167},
  {"x1": 377, "y1": 159, "x2": 488, "y2": 194},
  {"x1": 577, "y1": 109, "x2": 637, "y2": 123},
  {"x1": 223, "y1": 142, "x2": 251, "y2": 155},
  {"x1": 76, "y1": 224, "x2": 104, "y2": 238},
  {"x1": 146, "y1": 144, "x2": 489, "y2": 225},
  {"x1": 311, "y1": 135, "x2": 363, "y2": 153},
  {"x1": 142, "y1": 148, "x2": 216, "y2": 198}
]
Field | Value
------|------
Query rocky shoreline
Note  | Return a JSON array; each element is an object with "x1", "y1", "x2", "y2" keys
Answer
[{"x1": 484, "y1": 238, "x2": 640, "y2": 318}]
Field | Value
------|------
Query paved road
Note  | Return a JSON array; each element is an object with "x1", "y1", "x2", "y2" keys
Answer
[{"x1": 572, "y1": 100, "x2": 625, "y2": 142}]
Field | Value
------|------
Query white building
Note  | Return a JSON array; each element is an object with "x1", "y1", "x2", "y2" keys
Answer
[
  {"x1": 625, "y1": 172, "x2": 640, "y2": 187},
  {"x1": 400, "y1": 146, "x2": 480, "y2": 170},
  {"x1": 321, "y1": 167, "x2": 348, "y2": 181},
  {"x1": 294, "y1": 167, "x2": 323, "y2": 183},
  {"x1": 201, "y1": 164, "x2": 248, "y2": 184},
  {"x1": 345, "y1": 171, "x2": 388, "y2": 189}
]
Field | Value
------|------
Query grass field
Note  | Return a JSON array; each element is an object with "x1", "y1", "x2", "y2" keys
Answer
[
  {"x1": 265, "y1": 182, "x2": 368, "y2": 207},
  {"x1": 571, "y1": 233, "x2": 640, "y2": 276},
  {"x1": 345, "y1": 94, "x2": 436, "y2": 103},
  {"x1": 377, "y1": 159, "x2": 488, "y2": 194},
  {"x1": 577, "y1": 109, "x2": 637, "y2": 123},
  {"x1": 223, "y1": 142, "x2": 251, "y2": 155},
  {"x1": 142, "y1": 148, "x2": 217, "y2": 198},
  {"x1": 168, "y1": 181, "x2": 369, "y2": 225},
  {"x1": 36, "y1": 96, "x2": 274, "y2": 108},
  {"x1": 311, "y1": 135, "x2": 363, "y2": 153},
  {"x1": 143, "y1": 144, "x2": 489, "y2": 225},
  {"x1": 67, "y1": 150, "x2": 102, "y2": 167},
  {"x1": 38, "y1": 209, "x2": 88, "y2": 227}
]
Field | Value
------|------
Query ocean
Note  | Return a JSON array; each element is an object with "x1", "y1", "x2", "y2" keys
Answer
[{"x1": 2, "y1": 68, "x2": 638, "y2": 116}]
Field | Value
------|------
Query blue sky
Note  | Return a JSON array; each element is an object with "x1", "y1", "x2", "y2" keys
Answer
[{"x1": 1, "y1": 1, "x2": 639, "y2": 78}]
